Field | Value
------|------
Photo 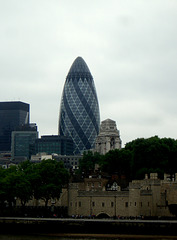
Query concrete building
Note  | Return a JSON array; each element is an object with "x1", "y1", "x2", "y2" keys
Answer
[
  {"x1": 94, "y1": 119, "x2": 121, "y2": 154},
  {"x1": 30, "y1": 152, "x2": 53, "y2": 162},
  {"x1": 22, "y1": 173, "x2": 177, "y2": 218},
  {"x1": 0, "y1": 152, "x2": 11, "y2": 168},
  {"x1": 23, "y1": 173, "x2": 177, "y2": 218},
  {"x1": 30, "y1": 153, "x2": 82, "y2": 171},
  {"x1": 55, "y1": 154, "x2": 82, "y2": 170},
  {"x1": 58, "y1": 57, "x2": 100, "y2": 154},
  {"x1": 65, "y1": 173, "x2": 177, "y2": 218}
]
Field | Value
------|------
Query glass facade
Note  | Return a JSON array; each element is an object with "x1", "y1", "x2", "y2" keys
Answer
[
  {"x1": 58, "y1": 57, "x2": 100, "y2": 154},
  {"x1": 0, "y1": 102, "x2": 29, "y2": 152},
  {"x1": 11, "y1": 130, "x2": 38, "y2": 160},
  {"x1": 35, "y1": 135, "x2": 74, "y2": 155}
]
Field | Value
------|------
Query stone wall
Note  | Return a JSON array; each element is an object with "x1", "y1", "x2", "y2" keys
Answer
[
  {"x1": 16, "y1": 173, "x2": 177, "y2": 218},
  {"x1": 64, "y1": 174, "x2": 177, "y2": 218}
]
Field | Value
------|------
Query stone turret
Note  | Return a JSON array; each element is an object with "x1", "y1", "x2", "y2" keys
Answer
[{"x1": 94, "y1": 119, "x2": 121, "y2": 155}]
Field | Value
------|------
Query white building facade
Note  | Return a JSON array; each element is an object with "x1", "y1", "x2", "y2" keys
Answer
[{"x1": 94, "y1": 119, "x2": 121, "y2": 155}]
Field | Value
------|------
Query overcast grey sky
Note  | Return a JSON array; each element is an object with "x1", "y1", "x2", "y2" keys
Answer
[{"x1": 0, "y1": 0, "x2": 177, "y2": 146}]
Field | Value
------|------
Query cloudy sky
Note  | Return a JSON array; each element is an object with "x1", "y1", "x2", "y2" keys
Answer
[{"x1": 0, "y1": 0, "x2": 177, "y2": 146}]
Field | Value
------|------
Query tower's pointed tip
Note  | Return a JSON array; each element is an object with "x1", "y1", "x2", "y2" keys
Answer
[{"x1": 67, "y1": 56, "x2": 91, "y2": 77}]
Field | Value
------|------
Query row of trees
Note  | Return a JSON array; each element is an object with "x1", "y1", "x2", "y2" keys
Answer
[
  {"x1": 79, "y1": 136, "x2": 177, "y2": 181},
  {"x1": 1, "y1": 136, "x2": 177, "y2": 209},
  {"x1": 0, "y1": 160, "x2": 69, "y2": 208}
]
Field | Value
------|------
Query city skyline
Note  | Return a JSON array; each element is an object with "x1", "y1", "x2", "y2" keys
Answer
[{"x1": 0, "y1": 1, "x2": 177, "y2": 146}]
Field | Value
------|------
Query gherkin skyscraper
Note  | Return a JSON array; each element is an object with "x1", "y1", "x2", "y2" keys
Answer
[{"x1": 58, "y1": 57, "x2": 100, "y2": 154}]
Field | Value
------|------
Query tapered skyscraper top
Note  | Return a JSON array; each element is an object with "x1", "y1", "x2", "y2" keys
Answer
[
  {"x1": 67, "y1": 56, "x2": 91, "y2": 74},
  {"x1": 59, "y1": 57, "x2": 100, "y2": 154}
]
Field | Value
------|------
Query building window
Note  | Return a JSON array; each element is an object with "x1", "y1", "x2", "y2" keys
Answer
[
  {"x1": 92, "y1": 202, "x2": 95, "y2": 207},
  {"x1": 79, "y1": 201, "x2": 81, "y2": 207},
  {"x1": 125, "y1": 202, "x2": 128, "y2": 207},
  {"x1": 102, "y1": 202, "x2": 105, "y2": 207},
  {"x1": 135, "y1": 202, "x2": 136, "y2": 206},
  {"x1": 148, "y1": 202, "x2": 150, "y2": 207},
  {"x1": 111, "y1": 202, "x2": 114, "y2": 207},
  {"x1": 140, "y1": 202, "x2": 142, "y2": 207}
]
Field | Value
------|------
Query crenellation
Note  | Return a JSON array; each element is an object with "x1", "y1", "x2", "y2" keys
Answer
[
  {"x1": 62, "y1": 173, "x2": 177, "y2": 218},
  {"x1": 14, "y1": 172, "x2": 177, "y2": 218}
]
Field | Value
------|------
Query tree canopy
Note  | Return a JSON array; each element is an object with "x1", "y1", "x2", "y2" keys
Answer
[
  {"x1": 79, "y1": 136, "x2": 177, "y2": 181},
  {"x1": 125, "y1": 136, "x2": 177, "y2": 179},
  {"x1": 0, "y1": 159, "x2": 69, "y2": 207}
]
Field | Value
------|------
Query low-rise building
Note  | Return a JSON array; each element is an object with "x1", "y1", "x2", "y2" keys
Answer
[
  {"x1": 65, "y1": 173, "x2": 177, "y2": 218},
  {"x1": 16, "y1": 172, "x2": 177, "y2": 218},
  {"x1": 30, "y1": 152, "x2": 82, "y2": 170},
  {"x1": 55, "y1": 155, "x2": 82, "y2": 170}
]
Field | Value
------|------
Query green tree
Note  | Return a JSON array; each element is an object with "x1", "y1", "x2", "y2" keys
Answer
[
  {"x1": 0, "y1": 167, "x2": 7, "y2": 206},
  {"x1": 79, "y1": 151, "x2": 103, "y2": 176},
  {"x1": 14, "y1": 172, "x2": 33, "y2": 207},
  {"x1": 33, "y1": 159, "x2": 69, "y2": 206},
  {"x1": 77, "y1": 137, "x2": 177, "y2": 181},
  {"x1": 1, "y1": 165, "x2": 18, "y2": 207},
  {"x1": 100, "y1": 149, "x2": 132, "y2": 179},
  {"x1": 0, "y1": 160, "x2": 69, "y2": 208},
  {"x1": 125, "y1": 136, "x2": 177, "y2": 179}
]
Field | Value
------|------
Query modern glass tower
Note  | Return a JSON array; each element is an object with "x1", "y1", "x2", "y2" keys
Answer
[
  {"x1": 11, "y1": 124, "x2": 38, "y2": 160},
  {"x1": 0, "y1": 101, "x2": 29, "y2": 152},
  {"x1": 58, "y1": 57, "x2": 100, "y2": 154}
]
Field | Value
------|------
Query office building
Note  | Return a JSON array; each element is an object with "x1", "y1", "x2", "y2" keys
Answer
[
  {"x1": 58, "y1": 57, "x2": 100, "y2": 154},
  {"x1": 54, "y1": 154, "x2": 82, "y2": 170},
  {"x1": 0, "y1": 101, "x2": 29, "y2": 152},
  {"x1": 11, "y1": 124, "x2": 38, "y2": 160},
  {"x1": 35, "y1": 135, "x2": 74, "y2": 156}
]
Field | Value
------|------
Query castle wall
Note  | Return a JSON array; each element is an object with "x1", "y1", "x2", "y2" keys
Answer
[
  {"x1": 63, "y1": 175, "x2": 176, "y2": 218},
  {"x1": 15, "y1": 174, "x2": 177, "y2": 218},
  {"x1": 67, "y1": 189, "x2": 129, "y2": 217}
]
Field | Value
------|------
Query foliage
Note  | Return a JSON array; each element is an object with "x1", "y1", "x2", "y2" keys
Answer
[
  {"x1": 79, "y1": 136, "x2": 177, "y2": 181},
  {"x1": 0, "y1": 159, "x2": 69, "y2": 207},
  {"x1": 125, "y1": 136, "x2": 177, "y2": 179},
  {"x1": 0, "y1": 166, "x2": 18, "y2": 207},
  {"x1": 79, "y1": 151, "x2": 103, "y2": 176},
  {"x1": 32, "y1": 160, "x2": 69, "y2": 206},
  {"x1": 100, "y1": 149, "x2": 132, "y2": 178}
]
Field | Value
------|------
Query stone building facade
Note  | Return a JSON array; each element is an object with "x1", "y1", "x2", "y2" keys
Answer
[
  {"x1": 65, "y1": 173, "x2": 177, "y2": 218},
  {"x1": 20, "y1": 173, "x2": 177, "y2": 218},
  {"x1": 94, "y1": 119, "x2": 121, "y2": 155}
]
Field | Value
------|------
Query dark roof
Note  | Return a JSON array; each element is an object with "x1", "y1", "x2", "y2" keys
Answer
[
  {"x1": 66, "y1": 56, "x2": 93, "y2": 79},
  {"x1": 0, "y1": 101, "x2": 29, "y2": 111}
]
